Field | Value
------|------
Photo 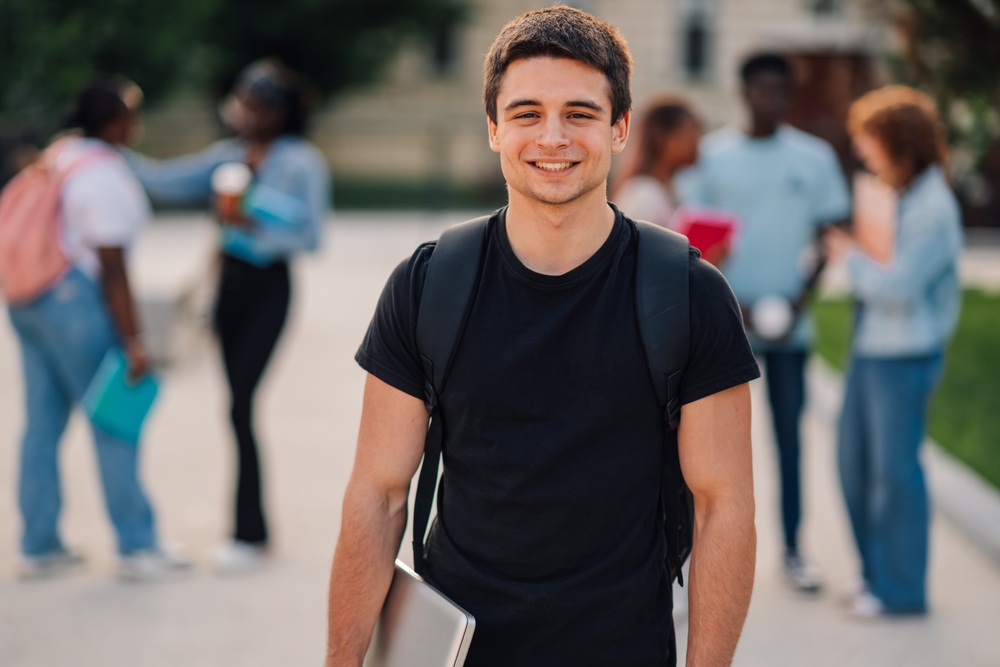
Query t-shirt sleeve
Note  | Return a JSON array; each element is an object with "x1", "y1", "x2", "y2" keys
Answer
[
  {"x1": 355, "y1": 243, "x2": 436, "y2": 400},
  {"x1": 678, "y1": 252, "x2": 760, "y2": 405},
  {"x1": 62, "y1": 162, "x2": 145, "y2": 247}
]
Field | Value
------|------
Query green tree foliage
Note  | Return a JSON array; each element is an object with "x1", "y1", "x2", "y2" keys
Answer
[
  {"x1": 895, "y1": 0, "x2": 1000, "y2": 100},
  {"x1": 892, "y1": 0, "x2": 1000, "y2": 207},
  {"x1": 0, "y1": 0, "x2": 465, "y2": 132},
  {"x1": 0, "y1": 0, "x2": 213, "y2": 127},
  {"x1": 202, "y1": 0, "x2": 466, "y2": 97}
]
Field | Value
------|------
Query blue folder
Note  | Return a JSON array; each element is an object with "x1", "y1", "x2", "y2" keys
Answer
[
  {"x1": 245, "y1": 183, "x2": 308, "y2": 229},
  {"x1": 81, "y1": 348, "x2": 160, "y2": 446}
]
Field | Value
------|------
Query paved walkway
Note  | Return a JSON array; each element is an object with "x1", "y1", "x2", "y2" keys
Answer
[{"x1": 1, "y1": 214, "x2": 999, "y2": 666}]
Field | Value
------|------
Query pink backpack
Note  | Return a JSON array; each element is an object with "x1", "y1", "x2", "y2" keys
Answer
[{"x1": 0, "y1": 137, "x2": 112, "y2": 304}]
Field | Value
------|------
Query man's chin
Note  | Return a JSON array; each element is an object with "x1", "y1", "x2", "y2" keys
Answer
[{"x1": 515, "y1": 183, "x2": 592, "y2": 207}]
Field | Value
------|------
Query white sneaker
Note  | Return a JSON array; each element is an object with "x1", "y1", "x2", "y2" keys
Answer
[
  {"x1": 212, "y1": 540, "x2": 269, "y2": 575},
  {"x1": 19, "y1": 549, "x2": 84, "y2": 580},
  {"x1": 847, "y1": 590, "x2": 886, "y2": 619},
  {"x1": 783, "y1": 554, "x2": 822, "y2": 593},
  {"x1": 841, "y1": 580, "x2": 869, "y2": 607},
  {"x1": 118, "y1": 546, "x2": 193, "y2": 582}
]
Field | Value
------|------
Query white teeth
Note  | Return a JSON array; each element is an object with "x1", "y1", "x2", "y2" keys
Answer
[{"x1": 534, "y1": 162, "x2": 574, "y2": 171}]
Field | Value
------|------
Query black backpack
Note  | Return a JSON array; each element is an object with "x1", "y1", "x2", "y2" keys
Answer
[{"x1": 410, "y1": 212, "x2": 695, "y2": 589}]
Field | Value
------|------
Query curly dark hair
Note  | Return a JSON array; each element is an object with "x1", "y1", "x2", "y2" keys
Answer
[
  {"x1": 483, "y1": 6, "x2": 633, "y2": 125},
  {"x1": 848, "y1": 86, "x2": 946, "y2": 186}
]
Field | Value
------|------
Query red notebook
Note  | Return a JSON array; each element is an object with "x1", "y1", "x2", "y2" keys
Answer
[{"x1": 669, "y1": 206, "x2": 740, "y2": 257}]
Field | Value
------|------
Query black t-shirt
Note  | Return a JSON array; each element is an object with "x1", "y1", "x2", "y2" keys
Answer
[{"x1": 356, "y1": 207, "x2": 759, "y2": 667}]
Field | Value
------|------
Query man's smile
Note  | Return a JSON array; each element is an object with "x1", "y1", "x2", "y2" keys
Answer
[{"x1": 530, "y1": 160, "x2": 580, "y2": 173}]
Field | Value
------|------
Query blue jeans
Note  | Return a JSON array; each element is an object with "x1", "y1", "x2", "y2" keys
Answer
[
  {"x1": 838, "y1": 353, "x2": 943, "y2": 612},
  {"x1": 8, "y1": 269, "x2": 157, "y2": 556},
  {"x1": 763, "y1": 350, "x2": 807, "y2": 556}
]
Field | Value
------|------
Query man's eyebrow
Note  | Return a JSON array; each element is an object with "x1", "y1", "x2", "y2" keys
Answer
[
  {"x1": 502, "y1": 99, "x2": 606, "y2": 113},
  {"x1": 565, "y1": 100, "x2": 604, "y2": 113},
  {"x1": 503, "y1": 99, "x2": 541, "y2": 113}
]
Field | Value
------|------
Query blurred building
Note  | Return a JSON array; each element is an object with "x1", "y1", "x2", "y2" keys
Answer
[{"x1": 142, "y1": 0, "x2": 891, "y2": 197}]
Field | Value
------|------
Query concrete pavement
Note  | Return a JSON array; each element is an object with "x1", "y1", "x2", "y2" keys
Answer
[{"x1": 1, "y1": 213, "x2": 999, "y2": 666}]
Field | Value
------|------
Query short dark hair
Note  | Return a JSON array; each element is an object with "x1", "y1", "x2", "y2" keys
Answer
[
  {"x1": 740, "y1": 53, "x2": 791, "y2": 84},
  {"x1": 67, "y1": 78, "x2": 131, "y2": 137},
  {"x1": 848, "y1": 85, "x2": 946, "y2": 186},
  {"x1": 483, "y1": 6, "x2": 633, "y2": 125},
  {"x1": 236, "y1": 59, "x2": 316, "y2": 136}
]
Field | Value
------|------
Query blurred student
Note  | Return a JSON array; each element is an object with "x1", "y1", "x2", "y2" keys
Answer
[
  {"x1": 125, "y1": 60, "x2": 329, "y2": 573},
  {"x1": 611, "y1": 96, "x2": 699, "y2": 227},
  {"x1": 825, "y1": 86, "x2": 962, "y2": 617},
  {"x1": 680, "y1": 53, "x2": 850, "y2": 591},
  {"x1": 1, "y1": 79, "x2": 190, "y2": 581}
]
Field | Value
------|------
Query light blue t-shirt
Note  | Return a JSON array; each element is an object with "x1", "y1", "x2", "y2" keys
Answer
[{"x1": 678, "y1": 125, "x2": 850, "y2": 349}]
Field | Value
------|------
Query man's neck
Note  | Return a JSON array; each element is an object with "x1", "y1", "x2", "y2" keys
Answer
[
  {"x1": 748, "y1": 118, "x2": 781, "y2": 139},
  {"x1": 505, "y1": 185, "x2": 616, "y2": 276}
]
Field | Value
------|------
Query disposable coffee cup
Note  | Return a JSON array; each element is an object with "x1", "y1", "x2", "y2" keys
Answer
[{"x1": 211, "y1": 162, "x2": 252, "y2": 222}]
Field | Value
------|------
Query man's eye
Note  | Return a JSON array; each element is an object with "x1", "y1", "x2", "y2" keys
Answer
[
  {"x1": 516, "y1": 112, "x2": 540, "y2": 119},
  {"x1": 569, "y1": 113, "x2": 593, "y2": 119}
]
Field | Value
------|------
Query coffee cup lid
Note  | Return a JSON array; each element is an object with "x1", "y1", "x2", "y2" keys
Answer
[{"x1": 211, "y1": 162, "x2": 252, "y2": 195}]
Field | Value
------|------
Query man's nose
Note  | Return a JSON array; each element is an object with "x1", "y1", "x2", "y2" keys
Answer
[{"x1": 535, "y1": 114, "x2": 571, "y2": 150}]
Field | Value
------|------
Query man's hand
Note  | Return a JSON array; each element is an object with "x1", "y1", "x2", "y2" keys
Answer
[
  {"x1": 326, "y1": 374, "x2": 428, "y2": 667},
  {"x1": 678, "y1": 383, "x2": 756, "y2": 667}
]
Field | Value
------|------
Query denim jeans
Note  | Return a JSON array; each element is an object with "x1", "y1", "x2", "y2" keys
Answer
[
  {"x1": 8, "y1": 269, "x2": 157, "y2": 556},
  {"x1": 838, "y1": 352, "x2": 943, "y2": 612},
  {"x1": 762, "y1": 350, "x2": 808, "y2": 556}
]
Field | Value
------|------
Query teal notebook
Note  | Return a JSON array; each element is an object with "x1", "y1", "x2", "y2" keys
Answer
[
  {"x1": 245, "y1": 183, "x2": 308, "y2": 229},
  {"x1": 81, "y1": 349, "x2": 159, "y2": 446}
]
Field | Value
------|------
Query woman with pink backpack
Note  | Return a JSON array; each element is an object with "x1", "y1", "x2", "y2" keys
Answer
[{"x1": 0, "y1": 79, "x2": 190, "y2": 581}]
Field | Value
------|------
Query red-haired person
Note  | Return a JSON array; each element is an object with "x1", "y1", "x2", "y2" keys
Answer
[{"x1": 825, "y1": 86, "x2": 962, "y2": 618}]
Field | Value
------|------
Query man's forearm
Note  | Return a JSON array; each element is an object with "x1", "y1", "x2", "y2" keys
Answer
[
  {"x1": 685, "y1": 500, "x2": 756, "y2": 667},
  {"x1": 326, "y1": 482, "x2": 408, "y2": 667}
]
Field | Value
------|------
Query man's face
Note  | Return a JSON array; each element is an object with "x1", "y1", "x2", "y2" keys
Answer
[
  {"x1": 488, "y1": 57, "x2": 629, "y2": 207},
  {"x1": 742, "y1": 71, "x2": 790, "y2": 129}
]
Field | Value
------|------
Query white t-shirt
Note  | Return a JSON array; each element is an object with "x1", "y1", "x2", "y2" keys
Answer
[
  {"x1": 613, "y1": 175, "x2": 678, "y2": 229},
  {"x1": 57, "y1": 137, "x2": 151, "y2": 280}
]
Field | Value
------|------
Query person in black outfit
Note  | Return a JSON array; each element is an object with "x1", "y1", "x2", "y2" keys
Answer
[
  {"x1": 125, "y1": 61, "x2": 329, "y2": 572},
  {"x1": 325, "y1": 8, "x2": 758, "y2": 666},
  {"x1": 214, "y1": 257, "x2": 290, "y2": 545}
]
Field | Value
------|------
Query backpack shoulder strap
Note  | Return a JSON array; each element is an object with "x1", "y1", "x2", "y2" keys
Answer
[
  {"x1": 410, "y1": 213, "x2": 492, "y2": 575},
  {"x1": 634, "y1": 221, "x2": 692, "y2": 429},
  {"x1": 414, "y1": 214, "x2": 492, "y2": 411}
]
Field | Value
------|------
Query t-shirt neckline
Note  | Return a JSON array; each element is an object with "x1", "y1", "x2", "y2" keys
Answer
[{"x1": 495, "y1": 204, "x2": 625, "y2": 289}]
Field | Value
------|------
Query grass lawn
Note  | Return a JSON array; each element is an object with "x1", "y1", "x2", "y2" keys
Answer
[{"x1": 811, "y1": 291, "x2": 1000, "y2": 491}]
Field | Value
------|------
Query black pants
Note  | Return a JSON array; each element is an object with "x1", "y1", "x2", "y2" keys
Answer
[
  {"x1": 214, "y1": 255, "x2": 290, "y2": 545},
  {"x1": 763, "y1": 350, "x2": 808, "y2": 555}
]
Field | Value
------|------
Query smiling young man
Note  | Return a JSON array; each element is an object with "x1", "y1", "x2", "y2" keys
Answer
[{"x1": 326, "y1": 8, "x2": 758, "y2": 667}]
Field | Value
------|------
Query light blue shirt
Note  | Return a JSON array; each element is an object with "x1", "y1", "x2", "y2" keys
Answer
[
  {"x1": 846, "y1": 166, "x2": 963, "y2": 357},
  {"x1": 123, "y1": 136, "x2": 330, "y2": 267},
  {"x1": 679, "y1": 125, "x2": 851, "y2": 350}
]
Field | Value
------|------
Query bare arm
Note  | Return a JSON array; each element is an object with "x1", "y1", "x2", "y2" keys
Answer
[
  {"x1": 679, "y1": 383, "x2": 756, "y2": 667},
  {"x1": 326, "y1": 374, "x2": 429, "y2": 667},
  {"x1": 97, "y1": 247, "x2": 148, "y2": 380}
]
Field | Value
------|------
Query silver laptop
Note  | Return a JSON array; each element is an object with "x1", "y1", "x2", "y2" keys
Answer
[{"x1": 364, "y1": 560, "x2": 476, "y2": 667}]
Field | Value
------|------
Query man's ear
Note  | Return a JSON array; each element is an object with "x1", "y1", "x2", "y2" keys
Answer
[
  {"x1": 611, "y1": 110, "x2": 631, "y2": 155},
  {"x1": 488, "y1": 115, "x2": 500, "y2": 153}
]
